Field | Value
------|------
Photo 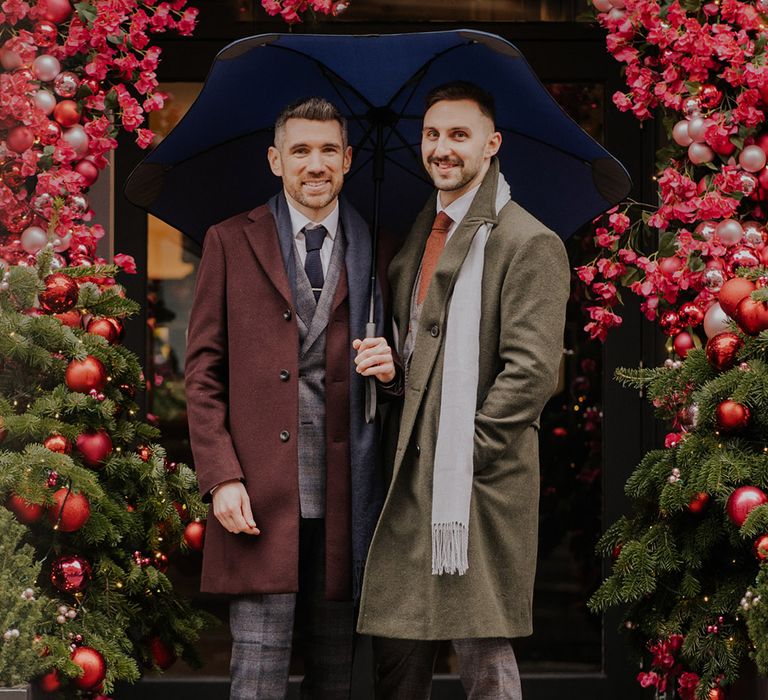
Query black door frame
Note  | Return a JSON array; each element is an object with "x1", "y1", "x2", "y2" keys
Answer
[{"x1": 114, "y1": 17, "x2": 658, "y2": 700}]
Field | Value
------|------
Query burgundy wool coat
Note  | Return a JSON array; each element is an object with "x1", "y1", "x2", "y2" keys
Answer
[{"x1": 185, "y1": 198, "x2": 379, "y2": 600}]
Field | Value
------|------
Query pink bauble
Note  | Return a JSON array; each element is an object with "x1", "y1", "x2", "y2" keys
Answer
[
  {"x1": 592, "y1": 0, "x2": 612, "y2": 10},
  {"x1": 739, "y1": 145, "x2": 767, "y2": 173},
  {"x1": 727, "y1": 486, "x2": 768, "y2": 527},
  {"x1": 740, "y1": 172, "x2": 759, "y2": 196},
  {"x1": 672, "y1": 120, "x2": 693, "y2": 147},
  {"x1": 7, "y1": 126, "x2": 35, "y2": 153},
  {"x1": 53, "y1": 230, "x2": 73, "y2": 252},
  {"x1": 695, "y1": 220, "x2": 717, "y2": 240},
  {"x1": 32, "y1": 89, "x2": 57, "y2": 115},
  {"x1": 20, "y1": 226, "x2": 48, "y2": 254},
  {"x1": 729, "y1": 246, "x2": 760, "y2": 272},
  {"x1": 0, "y1": 47, "x2": 23, "y2": 71},
  {"x1": 62, "y1": 125, "x2": 89, "y2": 158},
  {"x1": 687, "y1": 116, "x2": 711, "y2": 143},
  {"x1": 688, "y1": 142, "x2": 714, "y2": 165},
  {"x1": 74, "y1": 159, "x2": 99, "y2": 186},
  {"x1": 39, "y1": 0, "x2": 73, "y2": 23},
  {"x1": 703, "y1": 302, "x2": 731, "y2": 338},
  {"x1": 32, "y1": 54, "x2": 61, "y2": 82},
  {"x1": 607, "y1": 7, "x2": 625, "y2": 19},
  {"x1": 53, "y1": 99, "x2": 81, "y2": 127},
  {"x1": 683, "y1": 96, "x2": 701, "y2": 116},
  {"x1": 715, "y1": 219, "x2": 744, "y2": 246},
  {"x1": 743, "y1": 221, "x2": 765, "y2": 246}
]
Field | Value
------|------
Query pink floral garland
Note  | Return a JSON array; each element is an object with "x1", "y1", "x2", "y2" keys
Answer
[
  {"x1": 0, "y1": 0, "x2": 197, "y2": 270},
  {"x1": 260, "y1": 0, "x2": 349, "y2": 23},
  {"x1": 581, "y1": 0, "x2": 768, "y2": 349}
]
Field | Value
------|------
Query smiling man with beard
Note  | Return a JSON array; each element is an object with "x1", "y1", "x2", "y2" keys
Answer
[
  {"x1": 356, "y1": 81, "x2": 571, "y2": 699},
  {"x1": 185, "y1": 97, "x2": 390, "y2": 699}
]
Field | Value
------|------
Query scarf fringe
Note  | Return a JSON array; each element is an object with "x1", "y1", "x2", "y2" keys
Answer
[{"x1": 431, "y1": 522, "x2": 469, "y2": 575}]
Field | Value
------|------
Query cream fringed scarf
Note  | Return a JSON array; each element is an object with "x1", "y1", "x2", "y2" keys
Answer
[{"x1": 431, "y1": 172, "x2": 511, "y2": 576}]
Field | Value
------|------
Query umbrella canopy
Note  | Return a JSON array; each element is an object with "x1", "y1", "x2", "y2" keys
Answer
[{"x1": 125, "y1": 29, "x2": 631, "y2": 246}]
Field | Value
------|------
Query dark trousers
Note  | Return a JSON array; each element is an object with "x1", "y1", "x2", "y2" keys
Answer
[
  {"x1": 229, "y1": 519, "x2": 354, "y2": 700},
  {"x1": 372, "y1": 636, "x2": 522, "y2": 700}
]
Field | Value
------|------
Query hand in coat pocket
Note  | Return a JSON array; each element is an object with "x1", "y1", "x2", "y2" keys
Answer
[{"x1": 212, "y1": 480, "x2": 260, "y2": 535}]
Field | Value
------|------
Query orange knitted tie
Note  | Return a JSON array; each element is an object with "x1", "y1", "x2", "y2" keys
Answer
[{"x1": 417, "y1": 211, "x2": 453, "y2": 305}]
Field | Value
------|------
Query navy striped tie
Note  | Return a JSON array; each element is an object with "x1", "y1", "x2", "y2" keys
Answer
[{"x1": 303, "y1": 225, "x2": 327, "y2": 302}]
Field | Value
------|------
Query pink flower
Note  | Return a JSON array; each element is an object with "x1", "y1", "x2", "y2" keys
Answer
[{"x1": 114, "y1": 253, "x2": 137, "y2": 274}]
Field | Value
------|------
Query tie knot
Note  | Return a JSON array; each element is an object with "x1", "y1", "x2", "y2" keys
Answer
[
  {"x1": 432, "y1": 211, "x2": 453, "y2": 233},
  {"x1": 304, "y1": 225, "x2": 327, "y2": 252}
]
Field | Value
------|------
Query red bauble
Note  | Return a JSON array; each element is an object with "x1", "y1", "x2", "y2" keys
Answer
[
  {"x1": 708, "y1": 689, "x2": 725, "y2": 700},
  {"x1": 7, "y1": 126, "x2": 35, "y2": 153},
  {"x1": 87, "y1": 317, "x2": 119, "y2": 344},
  {"x1": 679, "y1": 302, "x2": 705, "y2": 327},
  {"x1": 754, "y1": 534, "x2": 768, "y2": 560},
  {"x1": 718, "y1": 277, "x2": 755, "y2": 317},
  {"x1": 39, "y1": 119, "x2": 62, "y2": 146},
  {"x1": 726, "y1": 486, "x2": 768, "y2": 527},
  {"x1": 699, "y1": 83, "x2": 723, "y2": 109},
  {"x1": 74, "y1": 159, "x2": 99, "y2": 186},
  {"x1": 55, "y1": 309, "x2": 82, "y2": 328},
  {"x1": 44, "y1": 434, "x2": 71, "y2": 454},
  {"x1": 40, "y1": 273, "x2": 79, "y2": 313},
  {"x1": 688, "y1": 492, "x2": 710, "y2": 513},
  {"x1": 48, "y1": 488, "x2": 90, "y2": 531},
  {"x1": 66, "y1": 355, "x2": 107, "y2": 393},
  {"x1": 183, "y1": 520, "x2": 206, "y2": 551},
  {"x1": 673, "y1": 331, "x2": 695, "y2": 358},
  {"x1": 75, "y1": 430, "x2": 113, "y2": 468},
  {"x1": 0, "y1": 160, "x2": 26, "y2": 189},
  {"x1": 659, "y1": 256, "x2": 683, "y2": 279},
  {"x1": 53, "y1": 99, "x2": 81, "y2": 127},
  {"x1": 39, "y1": 670, "x2": 61, "y2": 693},
  {"x1": 149, "y1": 636, "x2": 177, "y2": 670},
  {"x1": 33, "y1": 19, "x2": 58, "y2": 46},
  {"x1": 50, "y1": 553, "x2": 92, "y2": 592},
  {"x1": 733, "y1": 296, "x2": 768, "y2": 335},
  {"x1": 659, "y1": 310, "x2": 681, "y2": 336},
  {"x1": 6, "y1": 493, "x2": 44, "y2": 524},
  {"x1": 39, "y1": 0, "x2": 73, "y2": 23},
  {"x1": 705, "y1": 332, "x2": 743, "y2": 371},
  {"x1": 71, "y1": 646, "x2": 106, "y2": 690},
  {"x1": 716, "y1": 400, "x2": 750, "y2": 432}
]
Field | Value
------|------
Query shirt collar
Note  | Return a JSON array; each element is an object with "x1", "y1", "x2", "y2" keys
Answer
[
  {"x1": 285, "y1": 193, "x2": 339, "y2": 240},
  {"x1": 436, "y1": 183, "x2": 482, "y2": 227}
]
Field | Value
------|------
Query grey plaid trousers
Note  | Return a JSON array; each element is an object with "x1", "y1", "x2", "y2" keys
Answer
[{"x1": 229, "y1": 519, "x2": 354, "y2": 700}]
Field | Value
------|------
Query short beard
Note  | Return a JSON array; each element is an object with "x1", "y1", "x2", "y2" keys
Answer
[
  {"x1": 428, "y1": 157, "x2": 480, "y2": 192},
  {"x1": 289, "y1": 183, "x2": 341, "y2": 212}
]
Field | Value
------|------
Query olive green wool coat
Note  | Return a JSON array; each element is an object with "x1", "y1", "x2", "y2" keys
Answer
[{"x1": 357, "y1": 160, "x2": 571, "y2": 640}]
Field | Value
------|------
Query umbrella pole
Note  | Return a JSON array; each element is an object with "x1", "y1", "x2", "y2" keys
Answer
[{"x1": 364, "y1": 121, "x2": 385, "y2": 424}]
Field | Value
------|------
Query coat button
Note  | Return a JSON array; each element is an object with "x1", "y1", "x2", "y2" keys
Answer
[
  {"x1": 415, "y1": 444, "x2": 421, "y2": 456},
  {"x1": 430, "y1": 324, "x2": 439, "y2": 337},
  {"x1": 283, "y1": 309, "x2": 292, "y2": 321},
  {"x1": 279, "y1": 430, "x2": 290, "y2": 442},
  {"x1": 279, "y1": 369, "x2": 290, "y2": 381}
]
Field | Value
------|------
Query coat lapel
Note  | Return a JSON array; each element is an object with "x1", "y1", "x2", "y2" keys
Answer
[
  {"x1": 243, "y1": 196, "x2": 293, "y2": 306},
  {"x1": 388, "y1": 198, "x2": 438, "y2": 356}
]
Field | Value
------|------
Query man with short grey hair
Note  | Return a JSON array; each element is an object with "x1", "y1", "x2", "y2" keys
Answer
[{"x1": 186, "y1": 96, "x2": 391, "y2": 699}]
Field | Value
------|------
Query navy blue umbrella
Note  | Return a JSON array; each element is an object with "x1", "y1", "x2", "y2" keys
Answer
[
  {"x1": 125, "y1": 29, "x2": 630, "y2": 247},
  {"x1": 125, "y1": 30, "x2": 631, "y2": 421}
]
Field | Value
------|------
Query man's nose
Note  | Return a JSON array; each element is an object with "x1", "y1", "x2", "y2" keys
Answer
[
  {"x1": 307, "y1": 149, "x2": 326, "y2": 172},
  {"x1": 433, "y1": 136, "x2": 451, "y2": 158}
]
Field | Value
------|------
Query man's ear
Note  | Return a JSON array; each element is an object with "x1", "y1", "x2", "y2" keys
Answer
[
  {"x1": 343, "y1": 145, "x2": 352, "y2": 174},
  {"x1": 485, "y1": 131, "x2": 502, "y2": 159},
  {"x1": 267, "y1": 145, "x2": 282, "y2": 177}
]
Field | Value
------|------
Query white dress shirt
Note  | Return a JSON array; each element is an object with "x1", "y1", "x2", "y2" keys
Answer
[
  {"x1": 285, "y1": 195, "x2": 340, "y2": 276},
  {"x1": 437, "y1": 183, "x2": 482, "y2": 241}
]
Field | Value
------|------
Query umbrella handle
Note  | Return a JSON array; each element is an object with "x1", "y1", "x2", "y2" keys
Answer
[{"x1": 364, "y1": 322, "x2": 377, "y2": 424}]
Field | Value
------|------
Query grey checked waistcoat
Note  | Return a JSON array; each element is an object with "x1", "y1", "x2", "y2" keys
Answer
[{"x1": 293, "y1": 228, "x2": 347, "y2": 518}]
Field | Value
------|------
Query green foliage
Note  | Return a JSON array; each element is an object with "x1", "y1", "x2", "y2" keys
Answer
[
  {"x1": 0, "y1": 270, "x2": 209, "y2": 695},
  {"x1": 0, "y1": 509, "x2": 52, "y2": 686},
  {"x1": 590, "y1": 326, "x2": 768, "y2": 693}
]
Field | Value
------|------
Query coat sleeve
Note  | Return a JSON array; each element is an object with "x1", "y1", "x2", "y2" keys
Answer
[
  {"x1": 184, "y1": 225, "x2": 245, "y2": 500},
  {"x1": 473, "y1": 230, "x2": 569, "y2": 467}
]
